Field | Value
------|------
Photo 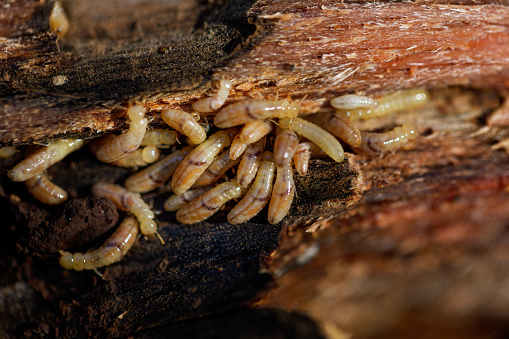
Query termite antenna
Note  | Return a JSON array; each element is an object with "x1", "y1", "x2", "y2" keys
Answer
[{"x1": 155, "y1": 231, "x2": 165, "y2": 245}]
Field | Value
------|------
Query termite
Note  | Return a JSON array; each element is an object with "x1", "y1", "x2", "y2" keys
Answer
[
  {"x1": 293, "y1": 142, "x2": 324, "y2": 176},
  {"x1": 49, "y1": 1, "x2": 70, "y2": 37},
  {"x1": 279, "y1": 117, "x2": 344, "y2": 163},
  {"x1": 141, "y1": 129, "x2": 178, "y2": 147},
  {"x1": 229, "y1": 135, "x2": 249, "y2": 160},
  {"x1": 330, "y1": 94, "x2": 374, "y2": 110},
  {"x1": 192, "y1": 150, "x2": 240, "y2": 188},
  {"x1": 237, "y1": 138, "x2": 266, "y2": 187},
  {"x1": 96, "y1": 105, "x2": 148, "y2": 163},
  {"x1": 238, "y1": 120, "x2": 274, "y2": 144},
  {"x1": 228, "y1": 151, "x2": 276, "y2": 224},
  {"x1": 213, "y1": 99, "x2": 300, "y2": 128},
  {"x1": 176, "y1": 179, "x2": 248, "y2": 224},
  {"x1": 161, "y1": 109, "x2": 207, "y2": 145},
  {"x1": 0, "y1": 147, "x2": 16, "y2": 158},
  {"x1": 333, "y1": 88, "x2": 429, "y2": 120},
  {"x1": 163, "y1": 186, "x2": 212, "y2": 212},
  {"x1": 273, "y1": 128, "x2": 299, "y2": 167},
  {"x1": 58, "y1": 216, "x2": 139, "y2": 271},
  {"x1": 192, "y1": 79, "x2": 232, "y2": 112},
  {"x1": 8, "y1": 138, "x2": 84, "y2": 182},
  {"x1": 124, "y1": 147, "x2": 191, "y2": 193},
  {"x1": 305, "y1": 112, "x2": 362, "y2": 147},
  {"x1": 111, "y1": 146, "x2": 161, "y2": 168},
  {"x1": 25, "y1": 171, "x2": 68, "y2": 205},
  {"x1": 91, "y1": 183, "x2": 163, "y2": 244},
  {"x1": 354, "y1": 123, "x2": 417, "y2": 154},
  {"x1": 171, "y1": 130, "x2": 231, "y2": 194},
  {"x1": 267, "y1": 162, "x2": 295, "y2": 225}
]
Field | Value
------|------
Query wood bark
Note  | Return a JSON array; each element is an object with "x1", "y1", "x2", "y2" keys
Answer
[{"x1": 1, "y1": 0, "x2": 509, "y2": 338}]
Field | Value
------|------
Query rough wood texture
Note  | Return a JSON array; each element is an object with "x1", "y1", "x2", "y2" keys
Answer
[
  {"x1": 2, "y1": 0, "x2": 509, "y2": 338},
  {"x1": 1, "y1": 0, "x2": 509, "y2": 144}
]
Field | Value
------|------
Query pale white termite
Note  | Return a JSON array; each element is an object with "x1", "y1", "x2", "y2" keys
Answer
[
  {"x1": 111, "y1": 146, "x2": 161, "y2": 168},
  {"x1": 228, "y1": 151, "x2": 276, "y2": 224},
  {"x1": 163, "y1": 186, "x2": 212, "y2": 212},
  {"x1": 305, "y1": 112, "x2": 362, "y2": 147},
  {"x1": 267, "y1": 162, "x2": 295, "y2": 224},
  {"x1": 96, "y1": 105, "x2": 148, "y2": 163},
  {"x1": 0, "y1": 147, "x2": 16, "y2": 158},
  {"x1": 141, "y1": 130, "x2": 178, "y2": 147},
  {"x1": 49, "y1": 1, "x2": 70, "y2": 36},
  {"x1": 237, "y1": 138, "x2": 266, "y2": 187},
  {"x1": 192, "y1": 150, "x2": 240, "y2": 188},
  {"x1": 176, "y1": 179, "x2": 249, "y2": 224},
  {"x1": 161, "y1": 109, "x2": 207, "y2": 145},
  {"x1": 239, "y1": 120, "x2": 274, "y2": 144},
  {"x1": 330, "y1": 94, "x2": 375, "y2": 110},
  {"x1": 273, "y1": 128, "x2": 299, "y2": 167},
  {"x1": 58, "y1": 216, "x2": 139, "y2": 271},
  {"x1": 293, "y1": 142, "x2": 323, "y2": 176},
  {"x1": 25, "y1": 171, "x2": 68, "y2": 205},
  {"x1": 124, "y1": 147, "x2": 191, "y2": 193},
  {"x1": 333, "y1": 88, "x2": 429, "y2": 120},
  {"x1": 91, "y1": 183, "x2": 163, "y2": 243},
  {"x1": 279, "y1": 118, "x2": 344, "y2": 163},
  {"x1": 229, "y1": 135, "x2": 249, "y2": 160},
  {"x1": 8, "y1": 138, "x2": 84, "y2": 182},
  {"x1": 171, "y1": 130, "x2": 231, "y2": 194},
  {"x1": 213, "y1": 99, "x2": 300, "y2": 128},
  {"x1": 355, "y1": 123, "x2": 417, "y2": 154},
  {"x1": 192, "y1": 79, "x2": 232, "y2": 112}
]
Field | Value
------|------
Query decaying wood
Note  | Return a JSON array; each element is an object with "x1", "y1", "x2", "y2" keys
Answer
[
  {"x1": 1, "y1": 0, "x2": 509, "y2": 144},
  {"x1": 2, "y1": 0, "x2": 509, "y2": 338}
]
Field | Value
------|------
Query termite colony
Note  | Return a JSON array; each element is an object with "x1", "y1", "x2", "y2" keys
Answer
[{"x1": 2, "y1": 79, "x2": 431, "y2": 273}]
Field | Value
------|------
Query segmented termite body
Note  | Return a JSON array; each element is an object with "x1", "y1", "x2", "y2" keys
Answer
[
  {"x1": 274, "y1": 129, "x2": 299, "y2": 167},
  {"x1": 8, "y1": 138, "x2": 84, "y2": 182},
  {"x1": 333, "y1": 88, "x2": 429, "y2": 120},
  {"x1": 229, "y1": 135, "x2": 249, "y2": 160},
  {"x1": 268, "y1": 162, "x2": 295, "y2": 225},
  {"x1": 192, "y1": 150, "x2": 240, "y2": 188},
  {"x1": 96, "y1": 105, "x2": 148, "y2": 163},
  {"x1": 279, "y1": 118, "x2": 344, "y2": 163},
  {"x1": 355, "y1": 123, "x2": 417, "y2": 155},
  {"x1": 161, "y1": 109, "x2": 207, "y2": 145},
  {"x1": 141, "y1": 130, "x2": 178, "y2": 147},
  {"x1": 228, "y1": 152, "x2": 276, "y2": 224},
  {"x1": 59, "y1": 216, "x2": 139, "y2": 271},
  {"x1": 176, "y1": 179, "x2": 248, "y2": 224},
  {"x1": 214, "y1": 100, "x2": 300, "y2": 128},
  {"x1": 305, "y1": 112, "x2": 362, "y2": 147},
  {"x1": 111, "y1": 146, "x2": 161, "y2": 168},
  {"x1": 124, "y1": 147, "x2": 191, "y2": 193},
  {"x1": 239, "y1": 120, "x2": 274, "y2": 144},
  {"x1": 0, "y1": 147, "x2": 16, "y2": 158},
  {"x1": 330, "y1": 94, "x2": 374, "y2": 110},
  {"x1": 25, "y1": 171, "x2": 68, "y2": 205},
  {"x1": 163, "y1": 186, "x2": 212, "y2": 212},
  {"x1": 49, "y1": 1, "x2": 70, "y2": 36},
  {"x1": 293, "y1": 142, "x2": 323, "y2": 176},
  {"x1": 192, "y1": 79, "x2": 232, "y2": 112},
  {"x1": 237, "y1": 138, "x2": 266, "y2": 187},
  {"x1": 171, "y1": 130, "x2": 231, "y2": 194},
  {"x1": 91, "y1": 183, "x2": 161, "y2": 242}
]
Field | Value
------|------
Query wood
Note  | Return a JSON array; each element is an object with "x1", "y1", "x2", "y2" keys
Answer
[{"x1": 1, "y1": 0, "x2": 509, "y2": 338}]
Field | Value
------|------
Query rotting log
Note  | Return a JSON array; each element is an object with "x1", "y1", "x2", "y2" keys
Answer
[
  {"x1": 2, "y1": 0, "x2": 509, "y2": 144},
  {"x1": 1, "y1": 0, "x2": 509, "y2": 338}
]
